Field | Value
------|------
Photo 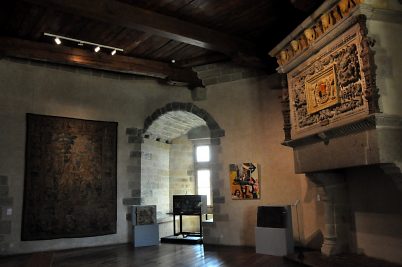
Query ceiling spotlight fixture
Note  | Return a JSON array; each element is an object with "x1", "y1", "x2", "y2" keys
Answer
[
  {"x1": 54, "y1": 37, "x2": 61, "y2": 45},
  {"x1": 171, "y1": 59, "x2": 176, "y2": 63},
  {"x1": 44, "y1": 32, "x2": 123, "y2": 55}
]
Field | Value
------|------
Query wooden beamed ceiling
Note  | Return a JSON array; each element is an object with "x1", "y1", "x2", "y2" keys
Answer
[
  {"x1": 0, "y1": 0, "x2": 324, "y2": 87},
  {"x1": 0, "y1": 37, "x2": 202, "y2": 87},
  {"x1": 25, "y1": 0, "x2": 257, "y2": 55}
]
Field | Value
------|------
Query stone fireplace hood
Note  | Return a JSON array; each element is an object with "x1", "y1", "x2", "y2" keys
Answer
[
  {"x1": 286, "y1": 113, "x2": 401, "y2": 175},
  {"x1": 269, "y1": 0, "x2": 402, "y2": 258},
  {"x1": 268, "y1": 0, "x2": 402, "y2": 175}
]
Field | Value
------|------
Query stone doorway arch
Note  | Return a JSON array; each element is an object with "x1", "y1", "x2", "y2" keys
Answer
[
  {"x1": 143, "y1": 102, "x2": 225, "y2": 142},
  {"x1": 124, "y1": 102, "x2": 225, "y2": 225}
]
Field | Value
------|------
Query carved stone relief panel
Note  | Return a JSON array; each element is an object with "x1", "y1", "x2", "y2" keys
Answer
[
  {"x1": 305, "y1": 64, "x2": 340, "y2": 114},
  {"x1": 288, "y1": 23, "x2": 370, "y2": 139}
]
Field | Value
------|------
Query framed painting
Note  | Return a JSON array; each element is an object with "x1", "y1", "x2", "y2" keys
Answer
[
  {"x1": 22, "y1": 113, "x2": 117, "y2": 240},
  {"x1": 229, "y1": 163, "x2": 260, "y2": 200}
]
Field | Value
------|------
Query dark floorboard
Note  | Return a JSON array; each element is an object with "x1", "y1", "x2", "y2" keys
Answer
[{"x1": 0, "y1": 243, "x2": 303, "y2": 267}]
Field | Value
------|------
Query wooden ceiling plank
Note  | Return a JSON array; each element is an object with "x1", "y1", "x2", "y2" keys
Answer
[
  {"x1": 23, "y1": 0, "x2": 257, "y2": 56},
  {"x1": 102, "y1": 26, "x2": 127, "y2": 45},
  {"x1": 0, "y1": 37, "x2": 202, "y2": 87},
  {"x1": 30, "y1": 7, "x2": 54, "y2": 39},
  {"x1": 170, "y1": 44, "x2": 209, "y2": 62},
  {"x1": 176, "y1": 53, "x2": 229, "y2": 68},
  {"x1": 30, "y1": 9, "x2": 65, "y2": 40},
  {"x1": 146, "y1": 40, "x2": 183, "y2": 59},
  {"x1": 58, "y1": 15, "x2": 88, "y2": 38},
  {"x1": 18, "y1": 5, "x2": 44, "y2": 38},
  {"x1": 161, "y1": 42, "x2": 190, "y2": 60},
  {"x1": 5, "y1": 1, "x2": 29, "y2": 36},
  {"x1": 123, "y1": 32, "x2": 153, "y2": 54},
  {"x1": 130, "y1": 35, "x2": 170, "y2": 56}
]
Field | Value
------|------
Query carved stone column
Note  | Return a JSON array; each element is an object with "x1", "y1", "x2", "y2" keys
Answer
[{"x1": 308, "y1": 171, "x2": 350, "y2": 256}]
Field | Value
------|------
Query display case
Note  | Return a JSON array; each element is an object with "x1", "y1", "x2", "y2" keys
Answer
[{"x1": 172, "y1": 195, "x2": 207, "y2": 237}]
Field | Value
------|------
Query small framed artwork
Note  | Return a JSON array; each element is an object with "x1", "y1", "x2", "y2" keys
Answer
[{"x1": 229, "y1": 163, "x2": 260, "y2": 200}]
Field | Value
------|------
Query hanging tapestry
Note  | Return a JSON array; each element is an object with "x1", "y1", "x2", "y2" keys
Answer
[{"x1": 22, "y1": 113, "x2": 117, "y2": 240}]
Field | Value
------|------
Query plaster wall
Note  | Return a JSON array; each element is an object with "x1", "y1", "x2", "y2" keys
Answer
[
  {"x1": 345, "y1": 166, "x2": 402, "y2": 264},
  {"x1": 169, "y1": 136, "x2": 198, "y2": 233},
  {"x1": 367, "y1": 19, "x2": 402, "y2": 116},
  {"x1": 299, "y1": 178, "x2": 325, "y2": 249},
  {"x1": 197, "y1": 77, "x2": 308, "y2": 246},
  {"x1": 141, "y1": 139, "x2": 170, "y2": 215},
  {"x1": 0, "y1": 58, "x2": 192, "y2": 254},
  {"x1": 169, "y1": 135, "x2": 195, "y2": 206},
  {"x1": 1, "y1": 56, "x2": 399, "y2": 264}
]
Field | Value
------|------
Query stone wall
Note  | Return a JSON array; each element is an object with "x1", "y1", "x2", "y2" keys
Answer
[
  {"x1": 123, "y1": 128, "x2": 143, "y2": 207},
  {"x1": 0, "y1": 57, "x2": 192, "y2": 254},
  {"x1": 346, "y1": 165, "x2": 402, "y2": 264},
  {"x1": 141, "y1": 139, "x2": 170, "y2": 215},
  {"x1": 196, "y1": 76, "x2": 305, "y2": 246},
  {"x1": 169, "y1": 135, "x2": 195, "y2": 207},
  {"x1": 0, "y1": 175, "x2": 12, "y2": 253},
  {"x1": 193, "y1": 63, "x2": 266, "y2": 86},
  {"x1": 0, "y1": 56, "x2": 325, "y2": 257}
]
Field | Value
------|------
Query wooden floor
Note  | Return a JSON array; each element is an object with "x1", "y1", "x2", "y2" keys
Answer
[{"x1": 0, "y1": 243, "x2": 304, "y2": 267}]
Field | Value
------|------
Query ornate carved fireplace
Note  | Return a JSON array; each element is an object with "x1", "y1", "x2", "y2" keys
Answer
[{"x1": 270, "y1": 0, "x2": 402, "y2": 259}]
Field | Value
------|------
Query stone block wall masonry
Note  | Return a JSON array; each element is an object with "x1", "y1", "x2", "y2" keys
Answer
[
  {"x1": 169, "y1": 136, "x2": 195, "y2": 210},
  {"x1": 0, "y1": 175, "x2": 11, "y2": 253},
  {"x1": 141, "y1": 139, "x2": 170, "y2": 215},
  {"x1": 193, "y1": 63, "x2": 265, "y2": 86},
  {"x1": 124, "y1": 128, "x2": 144, "y2": 206}
]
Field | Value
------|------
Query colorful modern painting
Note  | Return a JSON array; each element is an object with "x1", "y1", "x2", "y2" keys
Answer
[
  {"x1": 22, "y1": 113, "x2": 117, "y2": 240},
  {"x1": 230, "y1": 163, "x2": 260, "y2": 200}
]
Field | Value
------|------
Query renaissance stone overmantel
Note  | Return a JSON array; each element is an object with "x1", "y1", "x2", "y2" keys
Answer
[
  {"x1": 269, "y1": 0, "x2": 402, "y2": 174},
  {"x1": 269, "y1": 0, "x2": 402, "y2": 256}
]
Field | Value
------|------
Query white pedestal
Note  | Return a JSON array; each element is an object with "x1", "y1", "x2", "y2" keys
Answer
[
  {"x1": 131, "y1": 205, "x2": 159, "y2": 247},
  {"x1": 255, "y1": 227, "x2": 294, "y2": 256},
  {"x1": 133, "y1": 224, "x2": 159, "y2": 247}
]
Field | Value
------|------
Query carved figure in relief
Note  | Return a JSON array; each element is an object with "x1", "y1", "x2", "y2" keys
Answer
[
  {"x1": 287, "y1": 47, "x2": 294, "y2": 58},
  {"x1": 299, "y1": 35, "x2": 308, "y2": 50},
  {"x1": 332, "y1": 8, "x2": 342, "y2": 23},
  {"x1": 280, "y1": 50, "x2": 289, "y2": 64},
  {"x1": 314, "y1": 25, "x2": 323, "y2": 39},
  {"x1": 339, "y1": 0, "x2": 359, "y2": 16},
  {"x1": 336, "y1": 44, "x2": 360, "y2": 87},
  {"x1": 321, "y1": 13, "x2": 334, "y2": 32},
  {"x1": 304, "y1": 28, "x2": 316, "y2": 45},
  {"x1": 313, "y1": 77, "x2": 337, "y2": 106},
  {"x1": 276, "y1": 55, "x2": 282, "y2": 66},
  {"x1": 338, "y1": 0, "x2": 351, "y2": 15},
  {"x1": 291, "y1": 24, "x2": 369, "y2": 132},
  {"x1": 291, "y1": 40, "x2": 300, "y2": 54}
]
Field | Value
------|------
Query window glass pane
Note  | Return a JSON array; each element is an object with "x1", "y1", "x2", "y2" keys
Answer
[
  {"x1": 197, "y1": 170, "x2": 210, "y2": 187},
  {"x1": 196, "y1": 146, "x2": 210, "y2": 162},
  {"x1": 197, "y1": 170, "x2": 211, "y2": 205}
]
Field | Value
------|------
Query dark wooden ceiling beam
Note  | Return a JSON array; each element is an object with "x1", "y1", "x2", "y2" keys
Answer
[
  {"x1": 0, "y1": 37, "x2": 202, "y2": 87},
  {"x1": 23, "y1": 0, "x2": 257, "y2": 57}
]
